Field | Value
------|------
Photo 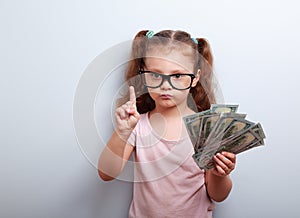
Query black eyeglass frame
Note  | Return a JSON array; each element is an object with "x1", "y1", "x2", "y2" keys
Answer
[{"x1": 138, "y1": 70, "x2": 196, "y2": 90}]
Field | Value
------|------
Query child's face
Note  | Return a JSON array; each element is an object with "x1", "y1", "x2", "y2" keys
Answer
[{"x1": 143, "y1": 49, "x2": 199, "y2": 111}]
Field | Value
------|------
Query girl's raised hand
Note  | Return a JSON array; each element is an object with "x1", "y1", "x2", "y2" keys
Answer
[
  {"x1": 114, "y1": 86, "x2": 140, "y2": 139},
  {"x1": 210, "y1": 151, "x2": 236, "y2": 177}
]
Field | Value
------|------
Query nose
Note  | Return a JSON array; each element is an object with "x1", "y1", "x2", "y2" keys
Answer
[{"x1": 160, "y1": 77, "x2": 172, "y2": 90}]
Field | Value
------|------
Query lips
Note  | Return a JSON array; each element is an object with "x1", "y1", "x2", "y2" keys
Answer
[{"x1": 160, "y1": 94, "x2": 172, "y2": 99}]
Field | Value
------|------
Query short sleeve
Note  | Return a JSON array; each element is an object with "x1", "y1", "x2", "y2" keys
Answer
[
  {"x1": 127, "y1": 126, "x2": 136, "y2": 147},
  {"x1": 127, "y1": 113, "x2": 147, "y2": 147}
]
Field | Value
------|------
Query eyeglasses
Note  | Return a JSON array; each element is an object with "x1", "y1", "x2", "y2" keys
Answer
[{"x1": 139, "y1": 70, "x2": 195, "y2": 90}]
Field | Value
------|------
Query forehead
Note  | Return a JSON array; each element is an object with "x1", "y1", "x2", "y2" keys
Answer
[{"x1": 144, "y1": 48, "x2": 195, "y2": 72}]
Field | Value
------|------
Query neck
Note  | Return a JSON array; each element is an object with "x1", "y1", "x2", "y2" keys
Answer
[
  {"x1": 151, "y1": 103, "x2": 193, "y2": 118},
  {"x1": 149, "y1": 103, "x2": 193, "y2": 141}
]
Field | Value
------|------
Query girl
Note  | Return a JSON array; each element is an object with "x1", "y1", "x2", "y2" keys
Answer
[{"x1": 98, "y1": 30, "x2": 236, "y2": 218}]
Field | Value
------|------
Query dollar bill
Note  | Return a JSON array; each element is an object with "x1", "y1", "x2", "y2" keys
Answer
[
  {"x1": 183, "y1": 109, "x2": 212, "y2": 145},
  {"x1": 234, "y1": 139, "x2": 263, "y2": 154},
  {"x1": 221, "y1": 118, "x2": 255, "y2": 141},
  {"x1": 195, "y1": 128, "x2": 258, "y2": 170},
  {"x1": 204, "y1": 113, "x2": 248, "y2": 147},
  {"x1": 184, "y1": 104, "x2": 239, "y2": 150},
  {"x1": 192, "y1": 153, "x2": 216, "y2": 170},
  {"x1": 210, "y1": 104, "x2": 239, "y2": 113},
  {"x1": 194, "y1": 114, "x2": 249, "y2": 169},
  {"x1": 217, "y1": 124, "x2": 262, "y2": 154},
  {"x1": 184, "y1": 104, "x2": 266, "y2": 170},
  {"x1": 195, "y1": 113, "x2": 220, "y2": 151},
  {"x1": 252, "y1": 123, "x2": 266, "y2": 145},
  {"x1": 183, "y1": 109, "x2": 211, "y2": 123}
]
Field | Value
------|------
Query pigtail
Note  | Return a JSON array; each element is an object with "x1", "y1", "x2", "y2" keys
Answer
[
  {"x1": 119, "y1": 30, "x2": 156, "y2": 113},
  {"x1": 190, "y1": 37, "x2": 216, "y2": 112},
  {"x1": 126, "y1": 30, "x2": 148, "y2": 83},
  {"x1": 196, "y1": 38, "x2": 213, "y2": 66}
]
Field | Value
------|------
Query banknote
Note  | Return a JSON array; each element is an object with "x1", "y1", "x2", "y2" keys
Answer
[
  {"x1": 184, "y1": 104, "x2": 266, "y2": 170},
  {"x1": 184, "y1": 105, "x2": 239, "y2": 147},
  {"x1": 194, "y1": 113, "x2": 220, "y2": 151},
  {"x1": 217, "y1": 123, "x2": 263, "y2": 154},
  {"x1": 183, "y1": 109, "x2": 212, "y2": 145},
  {"x1": 210, "y1": 104, "x2": 239, "y2": 113},
  {"x1": 203, "y1": 113, "x2": 248, "y2": 147}
]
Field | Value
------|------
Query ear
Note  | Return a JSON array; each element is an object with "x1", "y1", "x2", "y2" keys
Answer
[{"x1": 191, "y1": 69, "x2": 201, "y2": 87}]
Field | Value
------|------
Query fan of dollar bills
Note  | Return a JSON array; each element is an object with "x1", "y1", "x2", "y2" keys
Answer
[{"x1": 183, "y1": 104, "x2": 266, "y2": 170}]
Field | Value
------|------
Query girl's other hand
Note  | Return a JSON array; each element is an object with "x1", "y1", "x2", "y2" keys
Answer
[
  {"x1": 114, "y1": 86, "x2": 140, "y2": 139},
  {"x1": 210, "y1": 151, "x2": 236, "y2": 177}
]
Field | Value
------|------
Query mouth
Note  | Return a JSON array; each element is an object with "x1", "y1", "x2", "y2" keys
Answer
[{"x1": 160, "y1": 94, "x2": 172, "y2": 99}]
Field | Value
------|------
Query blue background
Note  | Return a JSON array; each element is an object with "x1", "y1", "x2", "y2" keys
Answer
[{"x1": 1, "y1": 0, "x2": 300, "y2": 217}]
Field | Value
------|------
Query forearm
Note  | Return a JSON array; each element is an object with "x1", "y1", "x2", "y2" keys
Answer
[
  {"x1": 98, "y1": 131, "x2": 132, "y2": 181},
  {"x1": 98, "y1": 86, "x2": 139, "y2": 181},
  {"x1": 205, "y1": 170, "x2": 232, "y2": 202}
]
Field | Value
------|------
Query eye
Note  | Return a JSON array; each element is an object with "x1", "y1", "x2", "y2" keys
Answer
[
  {"x1": 151, "y1": 72, "x2": 162, "y2": 79},
  {"x1": 173, "y1": 74, "x2": 184, "y2": 79}
]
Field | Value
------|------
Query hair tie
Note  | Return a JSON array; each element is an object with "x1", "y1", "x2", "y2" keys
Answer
[
  {"x1": 191, "y1": 37, "x2": 198, "y2": 44},
  {"x1": 146, "y1": 30, "x2": 155, "y2": 39}
]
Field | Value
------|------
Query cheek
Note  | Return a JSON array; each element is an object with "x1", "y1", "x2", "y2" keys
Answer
[
  {"x1": 147, "y1": 88, "x2": 159, "y2": 99},
  {"x1": 173, "y1": 90, "x2": 190, "y2": 102},
  {"x1": 181, "y1": 91, "x2": 190, "y2": 100}
]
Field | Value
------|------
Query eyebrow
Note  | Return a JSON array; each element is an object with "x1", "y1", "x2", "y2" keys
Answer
[{"x1": 144, "y1": 68, "x2": 189, "y2": 74}]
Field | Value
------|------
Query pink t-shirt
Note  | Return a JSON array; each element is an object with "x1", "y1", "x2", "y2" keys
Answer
[{"x1": 128, "y1": 113, "x2": 214, "y2": 218}]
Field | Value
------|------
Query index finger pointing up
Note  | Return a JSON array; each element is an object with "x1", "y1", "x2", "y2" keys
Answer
[{"x1": 129, "y1": 86, "x2": 136, "y2": 105}]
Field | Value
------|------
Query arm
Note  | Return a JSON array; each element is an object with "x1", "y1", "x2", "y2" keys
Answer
[
  {"x1": 205, "y1": 151, "x2": 236, "y2": 202},
  {"x1": 98, "y1": 132, "x2": 135, "y2": 181},
  {"x1": 98, "y1": 86, "x2": 140, "y2": 181}
]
